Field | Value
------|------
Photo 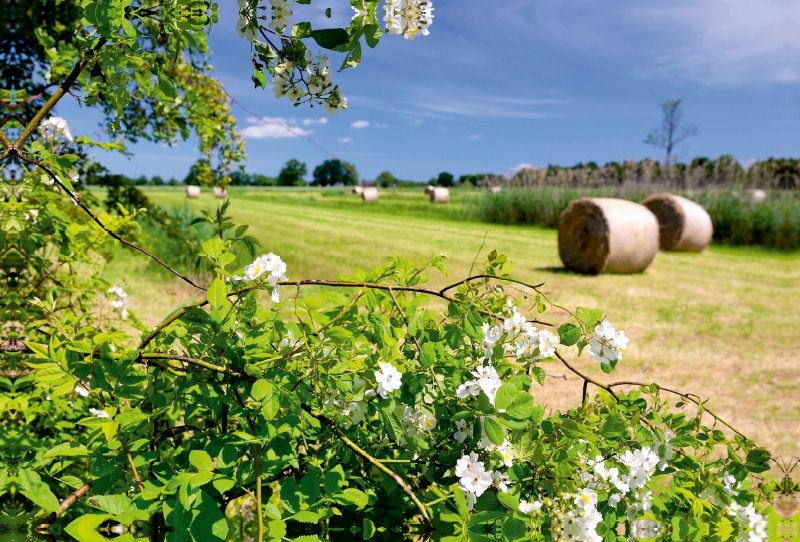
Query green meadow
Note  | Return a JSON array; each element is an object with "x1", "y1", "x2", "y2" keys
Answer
[{"x1": 103, "y1": 186, "x2": 800, "y2": 457}]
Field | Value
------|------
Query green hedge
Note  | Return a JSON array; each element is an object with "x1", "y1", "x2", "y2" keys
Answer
[{"x1": 468, "y1": 187, "x2": 800, "y2": 250}]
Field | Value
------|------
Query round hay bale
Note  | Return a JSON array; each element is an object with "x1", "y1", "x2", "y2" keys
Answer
[
  {"x1": 558, "y1": 198, "x2": 659, "y2": 275},
  {"x1": 352, "y1": 186, "x2": 364, "y2": 195},
  {"x1": 430, "y1": 187, "x2": 450, "y2": 204},
  {"x1": 490, "y1": 186, "x2": 502, "y2": 194},
  {"x1": 641, "y1": 193, "x2": 713, "y2": 252},
  {"x1": 213, "y1": 187, "x2": 228, "y2": 199},
  {"x1": 744, "y1": 188, "x2": 766, "y2": 203},
  {"x1": 424, "y1": 185, "x2": 435, "y2": 195},
  {"x1": 186, "y1": 185, "x2": 201, "y2": 199},
  {"x1": 362, "y1": 187, "x2": 379, "y2": 202}
]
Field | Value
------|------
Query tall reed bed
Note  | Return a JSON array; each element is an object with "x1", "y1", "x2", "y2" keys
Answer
[{"x1": 468, "y1": 187, "x2": 800, "y2": 250}]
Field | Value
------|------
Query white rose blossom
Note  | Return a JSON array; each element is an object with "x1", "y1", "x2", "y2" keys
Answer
[
  {"x1": 374, "y1": 362, "x2": 402, "y2": 398},
  {"x1": 383, "y1": 0, "x2": 434, "y2": 40}
]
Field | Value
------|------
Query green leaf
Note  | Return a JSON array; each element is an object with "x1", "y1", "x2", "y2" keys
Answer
[
  {"x1": 157, "y1": 73, "x2": 178, "y2": 99},
  {"x1": 43, "y1": 443, "x2": 89, "y2": 458},
  {"x1": 267, "y1": 519, "x2": 287, "y2": 539},
  {"x1": 336, "y1": 487, "x2": 368, "y2": 508},
  {"x1": 502, "y1": 517, "x2": 528, "y2": 540},
  {"x1": 419, "y1": 342, "x2": 435, "y2": 368},
  {"x1": 292, "y1": 510, "x2": 321, "y2": 523},
  {"x1": 557, "y1": 323, "x2": 582, "y2": 346},
  {"x1": 206, "y1": 278, "x2": 227, "y2": 309},
  {"x1": 190, "y1": 489, "x2": 229, "y2": 541},
  {"x1": 281, "y1": 478, "x2": 303, "y2": 513},
  {"x1": 324, "y1": 465, "x2": 345, "y2": 495},
  {"x1": 381, "y1": 410, "x2": 404, "y2": 443},
  {"x1": 252, "y1": 69, "x2": 266, "y2": 88},
  {"x1": 189, "y1": 450, "x2": 213, "y2": 471},
  {"x1": 531, "y1": 366, "x2": 546, "y2": 386},
  {"x1": 310, "y1": 28, "x2": 350, "y2": 49},
  {"x1": 18, "y1": 469, "x2": 60, "y2": 513},
  {"x1": 599, "y1": 413, "x2": 626, "y2": 439},
  {"x1": 64, "y1": 514, "x2": 113, "y2": 542},
  {"x1": 363, "y1": 24, "x2": 382, "y2": 48},
  {"x1": 363, "y1": 518, "x2": 376, "y2": 539},
  {"x1": 483, "y1": 417, "x2": 505, "y2": 446}
]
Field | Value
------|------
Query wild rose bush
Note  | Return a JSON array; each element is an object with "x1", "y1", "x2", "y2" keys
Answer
[{"x1": 0, "y1": 1, "x2": 786, "y2": 542}]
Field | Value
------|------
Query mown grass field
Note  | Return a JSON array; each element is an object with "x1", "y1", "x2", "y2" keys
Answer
[{"x1": 103, "y1": 186, "x2": 800, "y2": 458}]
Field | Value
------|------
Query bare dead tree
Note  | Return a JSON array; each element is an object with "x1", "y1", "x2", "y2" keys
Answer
[{"x1": 644, "y1": 99, "x2": 698, "y2": 167}]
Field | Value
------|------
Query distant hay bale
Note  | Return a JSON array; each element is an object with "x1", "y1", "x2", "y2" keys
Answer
[
  {"x1": 186, "y1": 185, "x2": 201, "y2": 199},
  {"x1": 213, "y1": 187, "x2": 228, "y2": 199},
  {"x1": 744, "y1": 189, "x2": 766, "y2": 203},
  {"x1": 558, "y1": 198, "x2": 660, "y2": 275},
  {"x1": 641, "y1": 193, "x2": 713, "y2": 252},
  {"x1": 362, "y1": 187, "x2": 379, "y2": 202},
  {"x1": 490, "y1": 186, "x2": 502, "y2": 194},
  {"x1": 352, "y1": 186, "x2": 364, "y2": 195},
  {"x1": 430, "y1": 187, "x2": 450, "y2": 204},
  {"x1": 424, "y1": 185, "x2": 435, "y2": 195}
]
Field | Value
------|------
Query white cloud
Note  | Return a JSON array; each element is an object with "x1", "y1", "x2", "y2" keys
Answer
[
  {"x1": 374, "y1": 122, "x2": 389, "y2": 128},
  {"x1": 351, "y1": 120, "x2": 370, "y2": 128},
  {"x1": 338, "y1": 137, "x2": 353, "y2": 144},
  {"x1": 240, "y1": 117, "x2": 313, "y2": 139},
  {"x1": 302, "y1": 118, "x2": 329, "y2": 126},
  {"x1": 467, "y1": 134, "x2": 483, "y2": 140}
]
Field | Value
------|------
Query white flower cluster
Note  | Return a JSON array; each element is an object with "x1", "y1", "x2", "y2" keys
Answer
[
  {"x1": 559, "y1": 487, "x2": 604, "y2": 542},
  {"x1": 106, "y1": 285, "x2": 129, "y2": 320},
  {"x1": 481, "y1": 307, "x2": 561, "y2": 363},
  {"x1": 588, "y1": 320, "x2": 628, "y2": 366},
  {"x1": 26, "y1": 209, "x2": 39, "y2": 224},
  {"x1": 455, "y1": 452, "x2": 511, "y2": 510},
  {"x1": 727, "y1": 502, "x2": 767, "y2": 542},
  {"x1": 271, "y1": 51, "x2": 348, "y2": 115},
  {"x1": 236, "y1": 253, "x2": 288, "y2": 302},
  {"x1": 89, "y1": 408, "x2": 109, "y2": 418},
  {"x1": 75, "y1": 382, "x2": 91, "y2": 397},
  {"x1": 383, "y1": 0, "x2": 434, "y2": 40},
  {"x1": 236, "y1": 0, "x2": 292, "y2": 40},
  {"x1": 457, "y1": 363, "x2": 501, "y2": 405},
  {"x1": 39, "y1": 116, "x2": 73, "y2": 143}
]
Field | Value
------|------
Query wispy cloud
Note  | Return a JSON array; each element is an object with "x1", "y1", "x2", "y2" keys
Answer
[
  {"x1": 511, "y1": 163, "x2": 536, "y2": 175},
  {"x1": 467, "y1": 134, "x2": 483, "y2": 140},
  {"x1": 241, "y1": 117, "x2": 313, "y2": 139},
  {"x1": 351, "y1": 120, "x2": 370, "y2": 128},
  {"x1": 491, "y1": 0, "x2": 800, "y2": 87},
  {"x1": 301, "y1": 118, "x2": 329, "y2": 126},
  {"x1": 338, "y1": 137, "x2": 353, "y2": 144}
]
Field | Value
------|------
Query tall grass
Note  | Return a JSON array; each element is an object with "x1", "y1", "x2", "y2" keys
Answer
[{"x1": 469, "y1": 187, "x2": 800, "y2": 250}]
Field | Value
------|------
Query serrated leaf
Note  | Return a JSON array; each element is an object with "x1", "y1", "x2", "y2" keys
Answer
[
  {"x1": 189, "y1": 450, "x2": 213, "y2": 471},
  {"x1": 483, "y1": 417, "x2": 505, "y2": 446},
  {"x1": 206, "y1": 278, "x2": 227, "y2": 309},
  {"x1": 292, "y1": 510, "x2": 321, "y2": 523},
  {"x1": 557, "y1": 323, "x2": 582, "y2": 347}
]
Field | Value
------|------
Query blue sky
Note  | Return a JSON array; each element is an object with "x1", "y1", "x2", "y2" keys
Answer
[{"x1": 61, "y1": 0, "x2": 800, "y2": 182}]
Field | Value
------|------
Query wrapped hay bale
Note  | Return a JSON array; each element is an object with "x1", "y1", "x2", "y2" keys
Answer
[
  {"x1": 424, "y1": 185, "x2": 435, "y2": 195},
  {"x1": 186, "y1": 185, "x2": 201, "y2": 199},
  {"x1": 744, "y1": 189, "x2": 766, "y2": 204},
  {"x1": 213, "y1": 187, "x2": 228, "y2": 199},
  {"x1": 352, "y1": 186, "x2": 364, "y2": 195},
  {"x1": 558, "y1": 198, "x2": 659, "y2": 275},
  {"x1": 490, "y1": 186, "x2": 502, "y2": 194},
  {"x1": 641, "y1": 193, "x2": 713, "y2": 252},
  {"x1": 362, "y1": 187, "x2": 379, "y2": 202},
  {"x1": 430, "y1": 187, "x2": 450, "y2": 204}
]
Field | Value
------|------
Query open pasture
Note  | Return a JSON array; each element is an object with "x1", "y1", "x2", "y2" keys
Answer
[{"x1": 106, "y1": 186, "x2": 800, "y2": 458}]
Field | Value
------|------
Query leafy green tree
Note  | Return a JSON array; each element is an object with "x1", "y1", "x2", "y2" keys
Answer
[
  {"x1": 437, "y1": 171, "x2": 455, "y2": 186},
  {"x1": 278, "y1": 159, "x2": 308, "y2": 186},
  {"x1": 375, "y1": 170, "x2": 395, "y2": 188},
  {"x1": 184, "y1": 159, "x2": 213, "y2": 186},
  {"x1": 312, "y1": 159, "x2": 358, "y2": 186}
]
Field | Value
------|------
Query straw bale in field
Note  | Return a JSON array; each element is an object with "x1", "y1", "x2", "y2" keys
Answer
[
  {"x1": 430, "y1": 187, "x2": 450, "y2": 204},
  {"x1": 352, "y1": 186, "x2": 364, "y2": 195},
  {"x1": 186, "y1": 185, "x2": 201, "y2": 199},
  {"x1": 362, "y1": 187, "x2": 379, "y2": 202},
  {"x1": 490, "y1": 186, "x2": 502, "y2": 194},
  {"x1": 744, "y1": 189, "x2": 766, "y2": 203},
  {"x1": 424, "y1": 185, "x2": 435, "y2": 195},
  {"x1": 558, "y1": 198, "x2": 659, "y2": 275},
  {"x1": 641, "y1": 193, "x2": 713, "y2": 252},
  {"x1": 213, "y1": 187, "x2": 228, "y2": 199}
]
